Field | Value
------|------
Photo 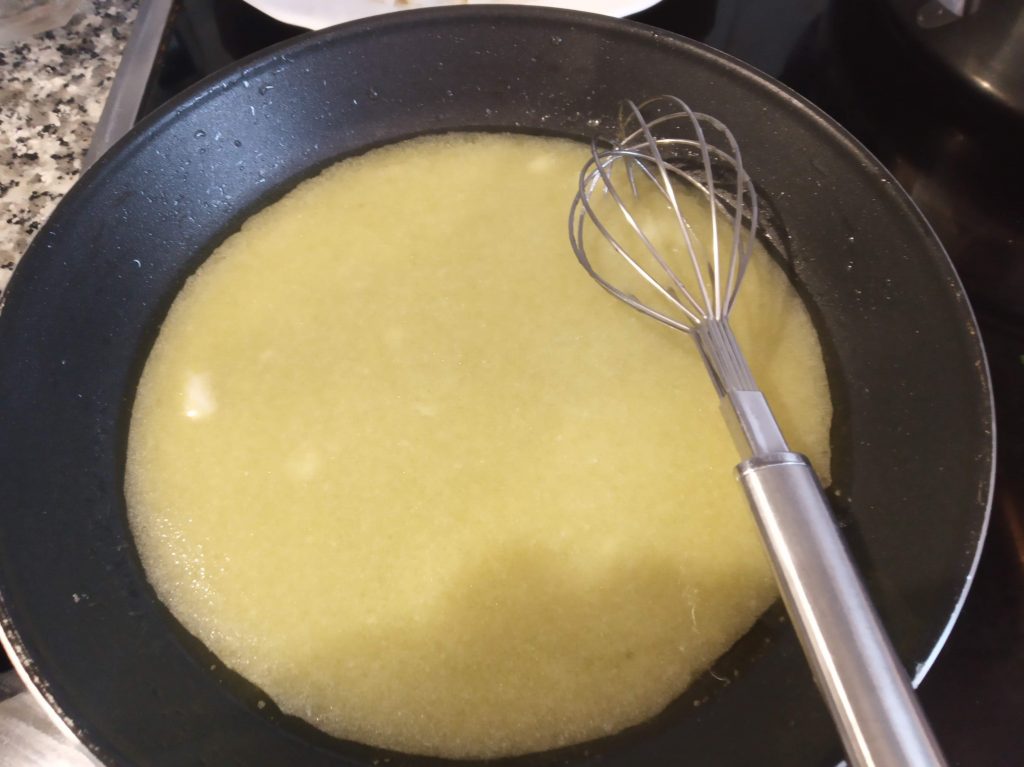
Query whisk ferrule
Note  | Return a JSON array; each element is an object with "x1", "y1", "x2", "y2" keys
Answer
[
  {"x1": 694, "y1": 319, "x2": 788, "y2": 459},
  {"x1": 692, "y1": 319, "x2": 756, "y2": 394},
  {"x1": 721, "y1": 390, "x2": 789, "y2": 459}
]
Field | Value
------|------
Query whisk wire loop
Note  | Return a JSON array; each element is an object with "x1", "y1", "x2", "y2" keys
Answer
[
  {"x1": 579, "y1": 149, "x2": 704, "y2": 326},
  {"x1": 569, "y1": 95, "x2": 760, "y2": 338},
  {"x1": 623, "y1": 99, "x2": 717, "y2": 319},
  {"x1": 611, "y1": 150, "x2": 725, "y2": 323}
]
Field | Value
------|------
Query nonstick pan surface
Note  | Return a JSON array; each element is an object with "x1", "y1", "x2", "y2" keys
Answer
[{"x1": 0, "y1": 7, "x2": 993, "y2": 767}]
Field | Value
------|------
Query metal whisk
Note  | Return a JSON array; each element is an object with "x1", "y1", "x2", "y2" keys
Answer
[{"x1": 569, "y1": 96, "x2": 947, "y2": 767}]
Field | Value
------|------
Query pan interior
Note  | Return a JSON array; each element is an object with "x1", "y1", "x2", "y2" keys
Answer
[{"x1": 122, "y1": 130, "x2": 833, "y2": 759}]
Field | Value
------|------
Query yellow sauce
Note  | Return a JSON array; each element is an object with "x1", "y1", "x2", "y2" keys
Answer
[{"x1": 125, "y1": 133, "x2": 832, "y2": 758}]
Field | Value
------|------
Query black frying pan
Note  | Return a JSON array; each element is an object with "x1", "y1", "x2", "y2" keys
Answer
[{"x1": 0, "y1": 7, "x2": 993, "y2": 767}]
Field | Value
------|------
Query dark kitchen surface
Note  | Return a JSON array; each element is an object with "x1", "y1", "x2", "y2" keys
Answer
[{"x1": 8, "y1": 0, "x2": 1022, "y2": 764}]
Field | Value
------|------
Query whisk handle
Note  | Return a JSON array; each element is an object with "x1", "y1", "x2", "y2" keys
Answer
[{"x1": 738, "y1": 453, "x2": 948, "y2": 767}]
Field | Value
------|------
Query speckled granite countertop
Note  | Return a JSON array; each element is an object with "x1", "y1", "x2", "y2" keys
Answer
[{"x1": 0, "y1": 0, "x2": 138, "y2": 295}]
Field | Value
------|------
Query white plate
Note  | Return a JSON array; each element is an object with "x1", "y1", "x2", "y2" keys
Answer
[{"x1": 241, "y1": 0, "x2": 663, "y2": 31}]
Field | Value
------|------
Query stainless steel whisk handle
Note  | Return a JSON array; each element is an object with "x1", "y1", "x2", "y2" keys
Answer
[{"x1": 738, "y1": 452, "x2": 948, "y2": 767}]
